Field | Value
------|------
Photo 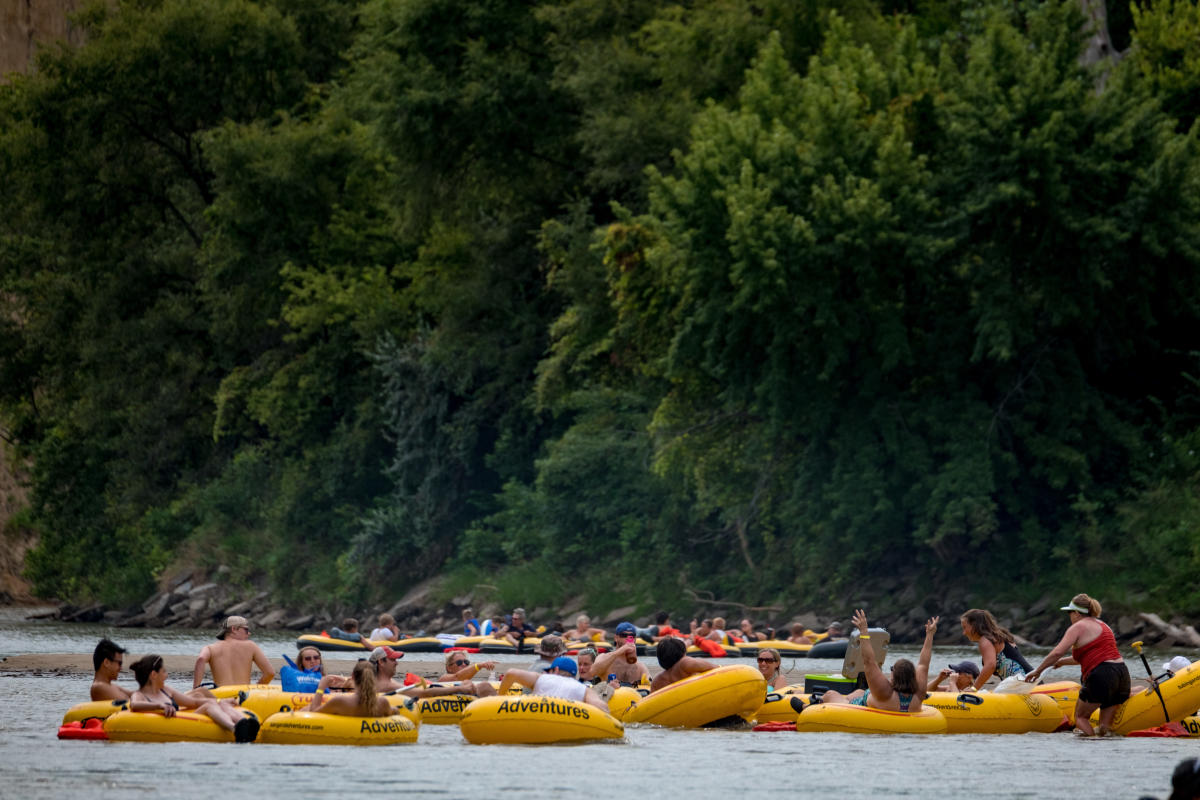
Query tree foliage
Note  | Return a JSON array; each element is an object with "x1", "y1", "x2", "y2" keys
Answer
[{"x1": 2, "y1": 0, "x2": 1200, "y2": 617}]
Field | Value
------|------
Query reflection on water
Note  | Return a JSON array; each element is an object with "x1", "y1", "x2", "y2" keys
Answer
[{"x1": 0, "y1": 607, "x2": 1194, "y2": 799}]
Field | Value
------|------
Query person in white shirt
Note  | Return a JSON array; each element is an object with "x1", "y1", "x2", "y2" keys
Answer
[{"x1": 499, "y1": 657, "x2": 609, "y2": 711}]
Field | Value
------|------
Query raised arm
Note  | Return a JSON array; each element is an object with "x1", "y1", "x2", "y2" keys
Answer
[
  {"x1": 916, "y1": 617, "x2": 938, "y2": 693},
  {"x1": 591, "y1": 644, "x2": 632, "y2": 677},
  {"x1": 853, "y1": 609, "x2": 891, "y2": 700}
]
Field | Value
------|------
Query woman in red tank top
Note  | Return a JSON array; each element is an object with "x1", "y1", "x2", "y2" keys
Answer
[{"x1": 1025, "y1": 593, "x2": 1130, "y2": 736}]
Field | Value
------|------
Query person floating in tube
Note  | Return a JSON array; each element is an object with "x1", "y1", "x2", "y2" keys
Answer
[{"x1": 800, "y1": 610, "x2": 937, "y2": 713}]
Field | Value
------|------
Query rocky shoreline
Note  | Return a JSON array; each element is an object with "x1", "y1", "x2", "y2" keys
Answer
[{"x1": 29, "y1": 570, "x2": 1200, "y2": 649}]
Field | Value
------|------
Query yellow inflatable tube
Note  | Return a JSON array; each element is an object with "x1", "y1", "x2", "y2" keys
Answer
[
  {"x1": 459, "y1": 695, "x2": 624, "y2": 744},
  {"x1": 103, "y1": 709, "x2": 260, "y2": 743},
  {"x1": 794, "y1": 703, "x2": 947, "y2": 734},
  {"x1": 623, "y1": 665, "x2": 765, "y2": 728},
  {"x1": 237, "y1": 688, "x2": 420, "y2": 726},
  {"x1": 1028, "y1": 681, "x2": 1080, "y2": 720},
  {"x1": 62, "y1": 699, "x2": 128, "y2": 725},
  {"x1": 260, "y1": 711, "x2": 418, "y2": 745},
  {"x1": 1097, "y1": 660, "x2": 1200, "y2": 735},
  {"x1": 923, "y1": 691, "x2": 1066, "y2": 734},
  {"x1": 414, "y1": 693, "x2": 476, "y2": 725}
]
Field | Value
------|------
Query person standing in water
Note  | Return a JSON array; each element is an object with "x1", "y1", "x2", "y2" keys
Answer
[{"x1": 1025, "y1": 593, "x2": 1130, "y2": 736}]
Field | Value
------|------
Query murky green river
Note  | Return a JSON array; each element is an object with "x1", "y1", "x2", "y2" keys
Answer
[{"x1": 1, "y1": 607, "x2": 1194, "y2": 799}]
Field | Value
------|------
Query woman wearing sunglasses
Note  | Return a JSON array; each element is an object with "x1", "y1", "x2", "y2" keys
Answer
[
  {"x1": 440, "y1": 652, "x2": 497, "y2": 682},
  {"x1": 756, "y1": 648, "x2": 787, "y2": 690}
]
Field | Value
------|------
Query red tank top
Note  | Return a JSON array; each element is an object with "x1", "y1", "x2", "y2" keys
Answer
[{"x1": 1071, "y1": 620, "x2": 1120, "y2": 679}]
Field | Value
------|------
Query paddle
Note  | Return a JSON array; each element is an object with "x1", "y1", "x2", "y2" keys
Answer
[{"x1": 1131, "y1": 641, "x2": 1170, "y2": 723}]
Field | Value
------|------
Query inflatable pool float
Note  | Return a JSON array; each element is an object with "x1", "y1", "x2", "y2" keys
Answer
[
  {"x1": 209, "y1": 683, "x2": 275, "y2": 700},
  {"x1": 806, "y1": 640, "x2": 849, "y2": 660},
  {"x1": 238, "y1": 688, "x2": 420, "y2": 726},
  {"x1": 259, "y1": 711, "x2": 418, "y2": 745},
  {"x1": 383, "y1": 637, "x2": 446, "y2": 653},
  {"x1": 295, "y1": 633, "x2": 369, "y2": 652},
  {"x1": 1027, "y1": 680, "x2": 1080, "y2": 720},
  {"x1": 61, "y1": 698, "x2": 128, "y2": 725},
  {"x1": 58, "y1": 719, "x2": 109, "y2": 740},
  {"x1": 414, "y1": 693, "x2": 477, "y2": 725},
  {"x1": 923, "y1": 691, "x2": 1066, "y2": 734},
  {"x1": 755, "y1": 688, "x2": 807, "y2": 723},
  {"x1": 459, "y1": 694, "x2": 624, "y2": 744},
  {"x1": 736, "y1": 640, "x2": 812, "y2": 657},
  {"x1": 1177, "y1": 715, "x2": 1200, "y2": 736},
  {"x1": 623, "y1": 665, "x2": 765, "y2": 727},
  {"x1": 564, "y1": 640, "x2": 613, "y2": 654},
  {"x1": 1096, "y1": 660, "x2": 1200, "y2": 735},
  {"x1": 478, "y1": 637, "x2": 522, "y2": 654},
  {"x1": 794, "y1": 703, "x2": 947, "y2": 734},
  {"x1": 103, "y1": 709, "x2": 261, "y2": 743}
]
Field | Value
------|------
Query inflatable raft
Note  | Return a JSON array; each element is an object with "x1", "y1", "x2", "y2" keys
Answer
[
  {"x1": 103, "y1": 709, "x2": 261, "y2": 743},
  {"x1": 755, "y1": 688, "x2": 807, "y2": 723},
  {"x1": 62, "y1": 698, "x2": 128, "y2": 725},
  {"x1": 923, "y1": 691, "x2": 1066, "y2": 734},
  {"x1": 738, "y1": 640, "x2": 813, "y2": 657},
  {"x1": 806, "y1": 640, "x2": 849, "y2": 660},
  {"x1": 794, "y1": 703, "x2": 947, "y2": 734},
  {"x1": 237, "y1": 688, "x2": 421, "y2": 726},
  {"x1": 296, "y1": 633, "x2": 370, "y2": 652},
  {"x1": 622, "y1": 664, "x2": 765, "y2": 728},
  {"x1": 413, "y1": 693, "x2": 477, "y2": 725},
  {"x1": 1101, "y1": 660, "x2": 1200, "y2": 735},
  {"x1": 259, "y1": 711, "x2": 418, "y2": 745},
  {"x1": 459, "y1": 695, "x2": 624, "y2": 744}
]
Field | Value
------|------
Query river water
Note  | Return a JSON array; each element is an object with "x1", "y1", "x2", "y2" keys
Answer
[{"x1": 1, "y1": 607, "x2": 1195, "y2": 799}]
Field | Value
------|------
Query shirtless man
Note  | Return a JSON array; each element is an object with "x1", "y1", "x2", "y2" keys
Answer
[
  {"x1": 193, "y1": 615, "x2": 275, "y2": 688},
  {"x1": 91, "y1": 638, "x2": 130, "y2": 701},
  {"x1": 564, "y1": 614, "x2": 606, "y2": 642},
  {"x1": 590, "y1": 622, "x2": 649, "y2": 685},
  {"x1": 649, "y1": 636, "x2": 715, "y2": 692}
]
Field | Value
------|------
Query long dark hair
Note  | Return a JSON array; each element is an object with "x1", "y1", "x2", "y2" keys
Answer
[{"x1": 961, "y1": 609, "x2": 1015, "y2": 646}]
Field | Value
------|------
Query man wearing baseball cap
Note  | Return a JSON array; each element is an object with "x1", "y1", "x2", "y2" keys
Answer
[
  {"x1": 193, "y1": 615, "x2": 275, "y2": 689},
  {"x1": 928, "y1": 660, "x2": 980, "y2": 692},
  {"x1": 367, "y1": 646, "x2": 407, "y2": 692},
  {"x1": 499, "y1": 657, "x2": 608, "y2": 711},
  {"x1": 590, "y1": 622, "x2": 649, "y2": 686}
]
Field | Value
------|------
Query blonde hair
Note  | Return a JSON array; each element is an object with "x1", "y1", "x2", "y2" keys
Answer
[
  {"x1": 353, "y1": 661, "x2": 377, "y2": 715},
  {"x1": 444, "y1": 651, "x2": 469, "y2": 672},
  {"x1": 1071, "y1": 593, "x2": 1102, "y2": 617},
  {"x1": 378, "y1": 613, "x2": 395, "y2": 627}
]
